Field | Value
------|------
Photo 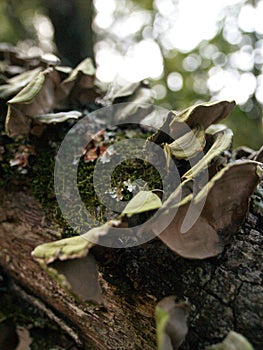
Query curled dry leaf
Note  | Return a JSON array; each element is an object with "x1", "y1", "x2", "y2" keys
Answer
[
  {"x1": 206, "y1": 331, "x2": 254, "y2": 350},
  {"x1": 155, "y1": 296, "x2": 190, "y2": 350}
]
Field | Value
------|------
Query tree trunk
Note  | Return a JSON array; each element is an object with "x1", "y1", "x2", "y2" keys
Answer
[
  {"x1": 0, "y1": 187, "x2": 262, "y2": 349},
  {"x1": 43, "y1": 0, "x2": 94, "y2": 66}
]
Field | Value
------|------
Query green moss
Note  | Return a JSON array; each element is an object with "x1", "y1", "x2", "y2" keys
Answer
[{"x1": 1, "y1": 123, "x2": 165, "y2": 238}]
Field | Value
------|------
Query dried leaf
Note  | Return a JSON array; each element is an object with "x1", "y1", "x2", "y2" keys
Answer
[
  {"x1": 9, "y1": 144, "x2": 35, "y2": 173},
  {"x1": 155, "y1": 296, "x2": 189, "y2": 350},
  {"x1": 206, "y1": 331, "x2": 254, "y2": 350}
]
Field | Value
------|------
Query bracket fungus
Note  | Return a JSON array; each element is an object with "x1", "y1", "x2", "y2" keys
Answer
[
  {"x1": 31, "y1": 97, "x2": 262, "y2": 305},
  {"x1": 4, "y1": 57, "x2": 99, "y2": 137},
  {"x1": 206, "y1": 331, "x2": 254, "y2": 350},
  {"x1": 152, "y1": 161, "x2": 262, "y2": 259},
  {"x1": 155, "y1": 296, "x2": 190, "y2": 350},
  {"x1": 2, "y1": 47, "x2": 262, "y2": 349}
]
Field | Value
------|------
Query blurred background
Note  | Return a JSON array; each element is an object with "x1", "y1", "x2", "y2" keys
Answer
[{"x1": 0, "y1": 0, "x2": 262, "y2": 148}]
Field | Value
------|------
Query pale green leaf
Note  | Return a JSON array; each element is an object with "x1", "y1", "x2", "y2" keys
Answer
[
  {"x1": 63, "y1": 57, "x2": 95, "y2": 83},
  {"x1": 183, "y1": 127, "x2": 233, "y2": 180},
  {"x1": 31, "y1": 235, "x2": 93, "y2": 264},
  {"x1": 121, "y1": 191, "x2": 162, "y2": 217},
  {"x1": 155, "y1": 307, "x2": 170, "y2": 350},
  {"x1": 0, "y1": 67, "x2": 43, "y2": 99},
  {"x1": 33, "y1": 110, "x2": 82, "y2": 123},
  {"x1": 164, "y1": 126, "x2": 206, "y2": 165},
  {"x1": 206, "y1": 331, "x2": 254, "y2": 350},
  {"x1": 8, "y1": 70, "x2": 47, "y2": 104},
  {"x1": 155, "y1": 297, "x2": 189, "y2": 350}
]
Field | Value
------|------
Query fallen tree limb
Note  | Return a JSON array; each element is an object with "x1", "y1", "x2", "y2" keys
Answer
[{"x1": 0, "y1": 188, "x2": 262, "y2": 349}]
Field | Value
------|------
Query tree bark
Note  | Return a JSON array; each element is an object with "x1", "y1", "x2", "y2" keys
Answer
[
  {"x1": 0, "y1": 188, "x2": 262, "y2": 349},
  {"x1": 43, "y1": 0, "x2": 94, "y2": 66}
]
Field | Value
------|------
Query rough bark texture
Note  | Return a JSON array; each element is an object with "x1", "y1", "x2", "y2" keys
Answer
[{"x1": 0, "y1": 188, "x2": 262, "y2": 349}]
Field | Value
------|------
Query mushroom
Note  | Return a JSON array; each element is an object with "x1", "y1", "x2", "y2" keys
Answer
[
  {"x1": 155, "y1": 296, "x2": 190, "y2": 350},
  {"x1": 154, "y1": 161, "x2": 262, "y2": 259}
]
